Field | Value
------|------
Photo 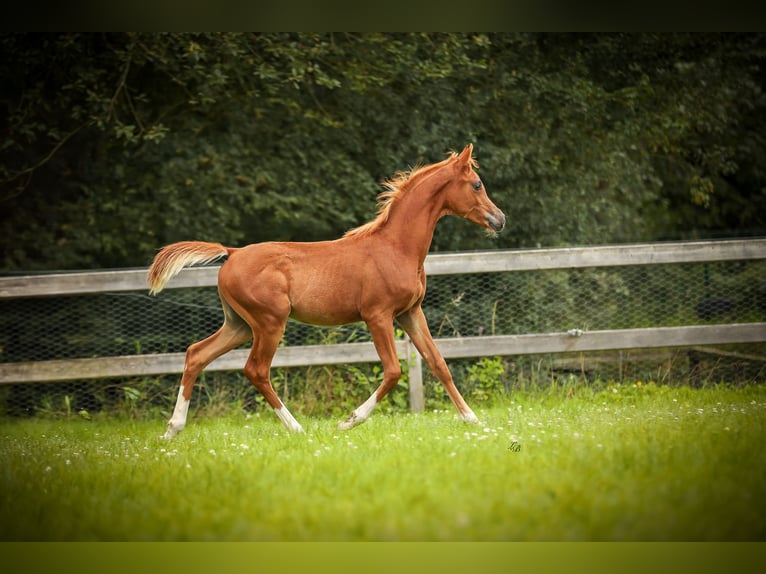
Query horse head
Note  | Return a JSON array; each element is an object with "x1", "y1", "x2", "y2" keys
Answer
[{"x1": 443, "y1": 144, "x2": 506, "y2": 234}]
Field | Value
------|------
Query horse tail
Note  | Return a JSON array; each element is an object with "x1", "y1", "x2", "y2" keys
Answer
[{"x1": 148, "y1": 241, "x2": 233, "y2": 295}]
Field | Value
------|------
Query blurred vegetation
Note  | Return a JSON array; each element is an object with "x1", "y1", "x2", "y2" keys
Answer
[{"x1": 2, "y1": 33, "x2": 766, "y2": 271}]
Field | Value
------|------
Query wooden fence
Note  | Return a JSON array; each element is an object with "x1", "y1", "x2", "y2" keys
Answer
[{"x1": 2, "y1": 239, "x2": 765, "y2": 412}]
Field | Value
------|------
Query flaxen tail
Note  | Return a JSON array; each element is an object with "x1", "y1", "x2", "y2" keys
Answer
[{"x1": 148, "y1": 241, "x2": 232, "y2": 295}]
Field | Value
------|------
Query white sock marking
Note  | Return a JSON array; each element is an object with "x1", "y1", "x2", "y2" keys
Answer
[
  {"x1": 338, "y1": 392, "x2": 378, "y2": 430},
  {"x1": 162, "y1": 385, "x2": 190, "y2": 440},
  {"x1": 275, "y1": 405, "x2": 304, "y2": 433},
  {"x1": 461, "y1": 409, "x2": 480, "y2": 424}
]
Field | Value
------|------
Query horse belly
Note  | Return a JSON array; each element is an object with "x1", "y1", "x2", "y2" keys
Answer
[
  {"x1": 290, "y1": 307, "x2": 361, "y2": 326},
  {"x1": 288, "y1": 275, "x2": 363, "y2": 326}
]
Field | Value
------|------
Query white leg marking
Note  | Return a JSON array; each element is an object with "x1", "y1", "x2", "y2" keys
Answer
[
  {"x1": 162, "y1": 385, "x2": 190, "y2": 440},
  {"x1": 461, "y1": 409, "x2": 480, "y2": 424},
  {"x1": 338, "y1": 392, "x2": 378, "y2": 430},
  {"x1": 275, "y1": 405, "x2": 304, "y2": 433}
]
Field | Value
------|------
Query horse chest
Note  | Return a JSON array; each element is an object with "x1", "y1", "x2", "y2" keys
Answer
[{"x1": 378, "y1": 267, "x2": 425, "y2": 315}]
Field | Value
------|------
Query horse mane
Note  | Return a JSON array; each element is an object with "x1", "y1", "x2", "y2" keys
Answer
[{"x1": 345, "y1": 149, "x2": 477, "y2": 238}]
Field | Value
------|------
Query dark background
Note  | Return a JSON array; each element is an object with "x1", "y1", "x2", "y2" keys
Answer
[{"x1": 2, "y1": 33, "x2": 765, "y2": 272}]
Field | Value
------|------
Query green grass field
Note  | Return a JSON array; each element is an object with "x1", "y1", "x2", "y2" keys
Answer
[{"x1": 1, "y1": 383, "x2": 764, "y2": 541}]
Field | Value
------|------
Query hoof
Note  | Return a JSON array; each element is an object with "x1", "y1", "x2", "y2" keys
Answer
[
  {"x1": 160, "y1": 426, "x2": 181, "y2": 440},
  {"x1": 338, "y1": 413, "x2": 362, "y2": 430},
  {"x1": 461, "y1": 411, "x2": 480, "y2": 425}
]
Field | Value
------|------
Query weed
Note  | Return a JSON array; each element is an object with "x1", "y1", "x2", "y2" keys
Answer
[{"x1": 467, "y1": 356, "x2": 506, "y2": 403}]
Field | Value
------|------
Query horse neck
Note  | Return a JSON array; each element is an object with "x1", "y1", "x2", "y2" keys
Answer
[{"x1": 378, "y1": 171, "x2": 449, "y2": 265}]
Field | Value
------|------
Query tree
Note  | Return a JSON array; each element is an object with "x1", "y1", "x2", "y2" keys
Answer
[{"x1": 1, "y1": 33, "x2": 764, "y2": 271}]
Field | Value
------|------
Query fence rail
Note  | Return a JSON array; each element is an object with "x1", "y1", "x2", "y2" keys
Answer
[
  {"x1": 3, "y1": 324, "x2": 764, "y2": 384},
  {"x1": 2, "y1": 239, "x2": 765, "y2": 298},
  {"x1": 2, "y1": 239, "x2": 765, "y2": 412}
]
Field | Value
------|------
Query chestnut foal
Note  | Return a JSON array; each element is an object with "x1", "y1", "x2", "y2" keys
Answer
[{"x1": 148, "y1": 144, "x2": 505, "y2": 439}]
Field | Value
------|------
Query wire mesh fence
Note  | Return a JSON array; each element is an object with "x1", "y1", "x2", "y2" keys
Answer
[{"x1": 1, "y1": 245, "x2": 765, "y2": 418}]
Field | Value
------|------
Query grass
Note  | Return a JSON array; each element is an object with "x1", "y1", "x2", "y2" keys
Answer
[{"x1": 1, "y1": 383, "x2": 765, "y2": 541}]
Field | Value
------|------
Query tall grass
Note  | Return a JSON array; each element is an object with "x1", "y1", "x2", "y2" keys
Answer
[{"x1": 1, "y1": 383, "x2": 764, "y2": 541}]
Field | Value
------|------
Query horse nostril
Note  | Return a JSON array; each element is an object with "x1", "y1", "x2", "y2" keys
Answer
[{"x1": 488, "y1": 212, "x2": 506, "y2": 232}]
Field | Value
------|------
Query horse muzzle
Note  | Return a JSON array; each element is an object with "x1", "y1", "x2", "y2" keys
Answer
[{"x1": 486, "y1": 211, "x2": 506, "y2": 233}]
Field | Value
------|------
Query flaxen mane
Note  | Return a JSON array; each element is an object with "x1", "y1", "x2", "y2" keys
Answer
[{"x1": 345, "y1": 150, "x2": 477, "y2": 238}]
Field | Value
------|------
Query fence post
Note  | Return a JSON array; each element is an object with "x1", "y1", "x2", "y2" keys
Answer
[{"x1": 405, "y1": 334, "x2": 424, "y2": 413}]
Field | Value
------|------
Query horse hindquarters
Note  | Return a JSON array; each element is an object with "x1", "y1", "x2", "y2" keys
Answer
[{"x1": 216, "y1": 257, "x2": 305, "y2": 433}]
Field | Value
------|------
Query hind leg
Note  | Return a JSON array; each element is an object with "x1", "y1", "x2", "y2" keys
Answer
[
  {"x1": 162, "y1": 317, "x2": 251, "y2": 440},
  {"x1": 220, "y1": 276, "x2": 303, "y2": 432}
]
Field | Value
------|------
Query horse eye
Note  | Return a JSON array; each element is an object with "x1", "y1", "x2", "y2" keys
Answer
[{"x1": 472, "y1": 181, "x2": 482, "y2": 191}]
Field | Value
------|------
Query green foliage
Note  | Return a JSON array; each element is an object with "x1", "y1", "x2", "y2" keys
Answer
[
  {"x1": 467, "y1": 356, "x2": 506, "y2": 403},
  {"x1": 2, "y1": 33, "x2": 765, "y2": 271}
]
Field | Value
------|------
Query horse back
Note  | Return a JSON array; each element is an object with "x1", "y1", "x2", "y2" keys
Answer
[{"x1": 217, "y1": 239, "x2": 422, "y2": 327}]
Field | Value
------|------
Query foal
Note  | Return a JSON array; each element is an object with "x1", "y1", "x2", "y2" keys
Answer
[{"x1": 148, "y1": 144, "x2": 505, "y2": 439}]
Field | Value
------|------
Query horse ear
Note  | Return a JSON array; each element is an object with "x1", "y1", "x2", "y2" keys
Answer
[{"x1": 456, "y1": 143, "x2": 474, "y2": 172}]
